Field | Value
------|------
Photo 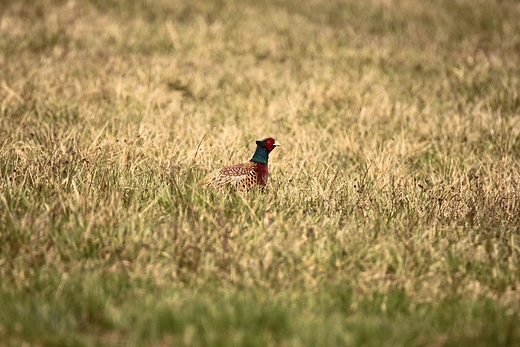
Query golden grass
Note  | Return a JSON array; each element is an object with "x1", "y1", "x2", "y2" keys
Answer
[{"x1": 1, "y1": 0, "x2": 520, "y2": 345}]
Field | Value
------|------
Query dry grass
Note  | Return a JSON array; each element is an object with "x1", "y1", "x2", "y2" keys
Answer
[{"x1": 1, "y1": 0, "x2": 520, "y2": 346}]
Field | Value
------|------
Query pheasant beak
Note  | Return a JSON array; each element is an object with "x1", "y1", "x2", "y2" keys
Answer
[{"x1": 274, "y1": 140, "x2": 281, "y2": 147}]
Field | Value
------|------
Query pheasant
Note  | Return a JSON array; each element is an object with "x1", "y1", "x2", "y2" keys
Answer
[{"x1": 204, "y1": 137, "x2": 280, "y2": 190}]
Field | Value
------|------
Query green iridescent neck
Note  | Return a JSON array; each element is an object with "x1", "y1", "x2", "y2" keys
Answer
[{"x1": 250, "y1": 146, "x2": 269, "y2": 164}]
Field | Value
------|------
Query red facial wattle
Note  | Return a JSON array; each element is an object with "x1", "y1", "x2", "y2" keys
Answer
[{"x1": 264, "y1": 138, "x2": 275, "y2": 151}]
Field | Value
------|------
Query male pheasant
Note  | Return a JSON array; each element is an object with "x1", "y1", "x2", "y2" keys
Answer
[{"x1": 204, "y1": 137, "x2": 280, "y2": 190}]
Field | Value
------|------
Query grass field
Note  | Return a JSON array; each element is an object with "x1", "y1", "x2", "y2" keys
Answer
[{"x1": 1, "y1": 0, "x2": 520, "y2": 346}]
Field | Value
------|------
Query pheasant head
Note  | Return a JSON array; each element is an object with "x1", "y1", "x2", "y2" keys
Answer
[{"x1": 250, "y1": 137, "x2": 280, "y2": 164}]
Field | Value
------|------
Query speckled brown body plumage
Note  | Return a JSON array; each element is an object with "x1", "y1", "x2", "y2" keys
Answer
[
  {"x1": 205, "y1": 162, "x2": 269, "y2": 190},
  {"x1": 204, "y1": 137, "x2": 279, "y2": 191}
]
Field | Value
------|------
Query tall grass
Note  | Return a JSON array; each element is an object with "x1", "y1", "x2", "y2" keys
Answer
[{"x1": 1, "y1": 0, "x2": 520, "y2": 345}]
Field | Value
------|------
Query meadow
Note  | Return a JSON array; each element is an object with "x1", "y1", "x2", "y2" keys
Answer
[{"x1": 1, "y1": 0, "x2": 520, "y2": 345}]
